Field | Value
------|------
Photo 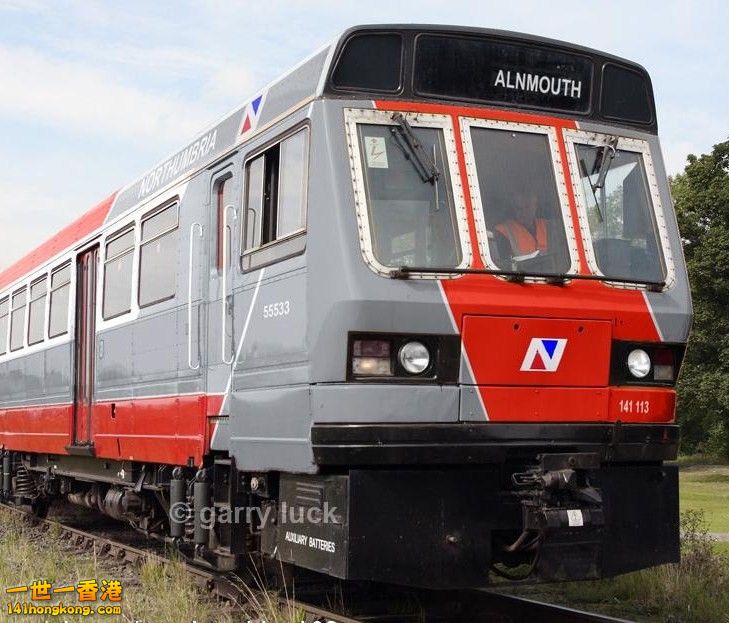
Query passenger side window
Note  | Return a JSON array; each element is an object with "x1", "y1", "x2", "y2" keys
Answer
[
  {"x1": 49, "y1": 264, "x2": 71, "y2": 338},
  {"x1": 103, "y1": 227, "x2": 135, "y2": 319},
  {"x1": 10, "y1": 287, "x2": 26, "y2": 351},
  {"x1": 139, "y1": 203, "x2": 179, "y2": 307},
  {"x1": 0, "y1": 297, "x2": 8, "y2": 355},
  {"x1": 28, "y1": 276, "x2": 47, "y2": 345},
  {"x1": 242, "y1": 127, "x2": 309, "y2": 269}
]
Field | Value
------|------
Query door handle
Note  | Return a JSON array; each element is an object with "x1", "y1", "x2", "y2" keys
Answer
[{"x1": 221, "y1": 205, "x2": 237, "y2": 365}]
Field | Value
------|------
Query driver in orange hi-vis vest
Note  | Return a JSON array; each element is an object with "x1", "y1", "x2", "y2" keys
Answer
[{"x1": 495, "y1": 189, "x2": 548, "y2": 262}]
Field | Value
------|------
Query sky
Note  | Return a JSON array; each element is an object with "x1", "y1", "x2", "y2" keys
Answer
[{"x1": 0, "y1": 0, "x2": 727, "y2": 268}]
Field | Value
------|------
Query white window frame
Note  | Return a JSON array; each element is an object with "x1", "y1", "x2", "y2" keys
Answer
[
  {"x1": 562, "y1": 129, "x2": 675, "y2": 290},
  {"x1": 459, "y1": 117, "x2": 580, "y2": 280},
  {"x1": 343, "y1": 107, "x2": 472, "y2": 278}
]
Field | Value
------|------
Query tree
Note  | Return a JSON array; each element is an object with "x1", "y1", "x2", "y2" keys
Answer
[{"x1": 671, "y1": 138, "x2": 729, "y2": 458}]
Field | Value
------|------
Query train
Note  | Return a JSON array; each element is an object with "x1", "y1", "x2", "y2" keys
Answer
[{"x1": 0, "y1": 25, "x2": 691, "y2": 589}]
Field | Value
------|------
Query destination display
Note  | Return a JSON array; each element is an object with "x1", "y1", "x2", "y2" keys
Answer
[{"x1": 414, "y1": 34, "x2": 593, "y2": 113}]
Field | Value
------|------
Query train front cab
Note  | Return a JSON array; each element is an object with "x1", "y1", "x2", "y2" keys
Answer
[{"x1": 261, "y1": 29, "x2": 691, "y2": 590}]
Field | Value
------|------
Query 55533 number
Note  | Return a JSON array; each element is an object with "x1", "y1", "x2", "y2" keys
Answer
[{"x1": 263, "y1": 301, "x2": 290, "y2": 318}]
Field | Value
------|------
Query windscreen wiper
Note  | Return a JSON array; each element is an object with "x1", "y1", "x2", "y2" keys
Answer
[
  {"x1": 390, "y1": 112, "x2": 441, "y2": 185},
  {"x1": 579, "y1": 156, "x2": 604, "y2": 223},
  {"x1": 590, "y1": 136, "x2": 618, "y2": 223},
  {"x1": 584, "y1": 135, "x2": 619, "y2": 223},
  {"x1": 389, "y1": 266, "x2": 665, "y2": 291},
  {"x1": 592, "y1": 135, "x2": 619, "y2": 191}
]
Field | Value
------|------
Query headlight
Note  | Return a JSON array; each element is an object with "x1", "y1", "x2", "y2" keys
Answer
[
  {"x1": 398, "y1": 341, "x2": 430, "y2": 375},
  {"x1": 627, "y1": 349, "x2": 651, "y2": 378}
]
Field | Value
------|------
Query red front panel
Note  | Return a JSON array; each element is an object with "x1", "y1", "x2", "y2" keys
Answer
[
  {"x1": 372, "y1": 100, "x2": 674, "y2": 425},
  {"x1": 482, "y1": 387, "x2": 608, "y2": 422},
  {"x1": 479, "y1": 386, "x2": 676, "y2": 423},
  {"x1": 462, "y1": 316, "x2": 612, "y2": 386}
]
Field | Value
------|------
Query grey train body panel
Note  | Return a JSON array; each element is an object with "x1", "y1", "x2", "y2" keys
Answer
[
  {"x1": 218, "y1": 98, "x2": 460, "y2": 471},
  {"x1": 0, "y1": 342, "x2": 73, "y2": 408}
]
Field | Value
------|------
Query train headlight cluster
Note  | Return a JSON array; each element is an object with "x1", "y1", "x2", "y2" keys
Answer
[
  {"x1": 348, "y1": 333, "x2": 460, "y2": 382},
  {"x1": 612, "y1": 342, "x2": 682, "y2": 385},
  {"x1": 398, "y1": 341, "x2": 430, "y2": 374},
  {"x1": 627, "y1": 349, "x2": 651, "y2": 379}
]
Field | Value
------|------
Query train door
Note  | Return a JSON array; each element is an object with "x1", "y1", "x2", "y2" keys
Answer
[
  {"x1": 207, "y1": 168, "x2": 238, "y2": 404},
  {"x1": 72, "y1": 245, "x2": 99, "y2": 449}
]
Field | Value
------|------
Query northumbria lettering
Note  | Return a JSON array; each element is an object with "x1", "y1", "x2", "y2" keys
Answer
[
  {"x1": 493, "y1": 69, "x2": 583, "y2": 100},
  {"x1": 137, "y1": 129, "x2": 218, "y2": 200}
]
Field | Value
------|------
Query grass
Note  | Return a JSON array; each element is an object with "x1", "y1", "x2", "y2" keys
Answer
[
  {"x1": 0, "y1": 508, "x2": 302, "y2": 623},
  {"x1": 679, "y1": 466, "x2": 729, "y2": 533},
  {"x1": 122, "y1": 559, "x2": 237, "y2": 623},
  {"x1": 675, "y1": 453, "x2": 729, "y2": 467},
  {"x1": 509, "y1": 509, "x2": 729, "y2": 623},
  {"x1": 714, "y1": 541, "x2": 729, "y2": 555},
  {"x1": 0, "y1": 518, "x2": 234, "y2": 622}
]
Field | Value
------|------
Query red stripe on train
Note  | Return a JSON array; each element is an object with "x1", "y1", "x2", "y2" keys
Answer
[
  {"x1": 0, "y1": 192, "x2": 117, "y2": 291},
  {"x1": 0, "y1": 393, "x2": 224, "y2": 466}
]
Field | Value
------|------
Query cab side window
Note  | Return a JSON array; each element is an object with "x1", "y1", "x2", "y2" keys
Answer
[{"x1": 242, "y1": 127, "x2": 309, "y2": 270}]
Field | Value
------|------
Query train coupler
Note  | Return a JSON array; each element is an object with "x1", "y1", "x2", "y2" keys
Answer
[
  {"x1": 513, "y1": 452, "x2": 604, "y2": 534},
  {"x1": 501, "y1": 453, "x2": 605, "y2": 581}
]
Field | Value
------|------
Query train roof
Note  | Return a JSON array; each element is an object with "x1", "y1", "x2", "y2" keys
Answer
[{"x1": 0, "y1": 24, "x2": 658, "y2": 292}]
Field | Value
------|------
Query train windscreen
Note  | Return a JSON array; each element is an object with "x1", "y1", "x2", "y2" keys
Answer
[
  {"x1": 469, "y1": 127, "x2": 572, "y2": 274},
  {"x1": 356, "y1": 123, "x2": 462, "y2": 269},
  {"x1": 575, "y1": 144, "x2": 666, "y2": 283}
]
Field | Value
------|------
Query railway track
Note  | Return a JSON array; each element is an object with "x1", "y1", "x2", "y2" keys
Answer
[{"x1": 0, "y1": 502, "x2": 635, "y2": 623}]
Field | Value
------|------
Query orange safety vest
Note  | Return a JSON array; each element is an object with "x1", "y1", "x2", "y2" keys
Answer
[{"x1": 495, "y1": 219, "x2": 548, "y2": 255}]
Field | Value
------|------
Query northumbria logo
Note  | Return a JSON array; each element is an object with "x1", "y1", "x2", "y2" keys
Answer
[{"x1": 520, "y1": 338, "x2": 567, "y2": 372}]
